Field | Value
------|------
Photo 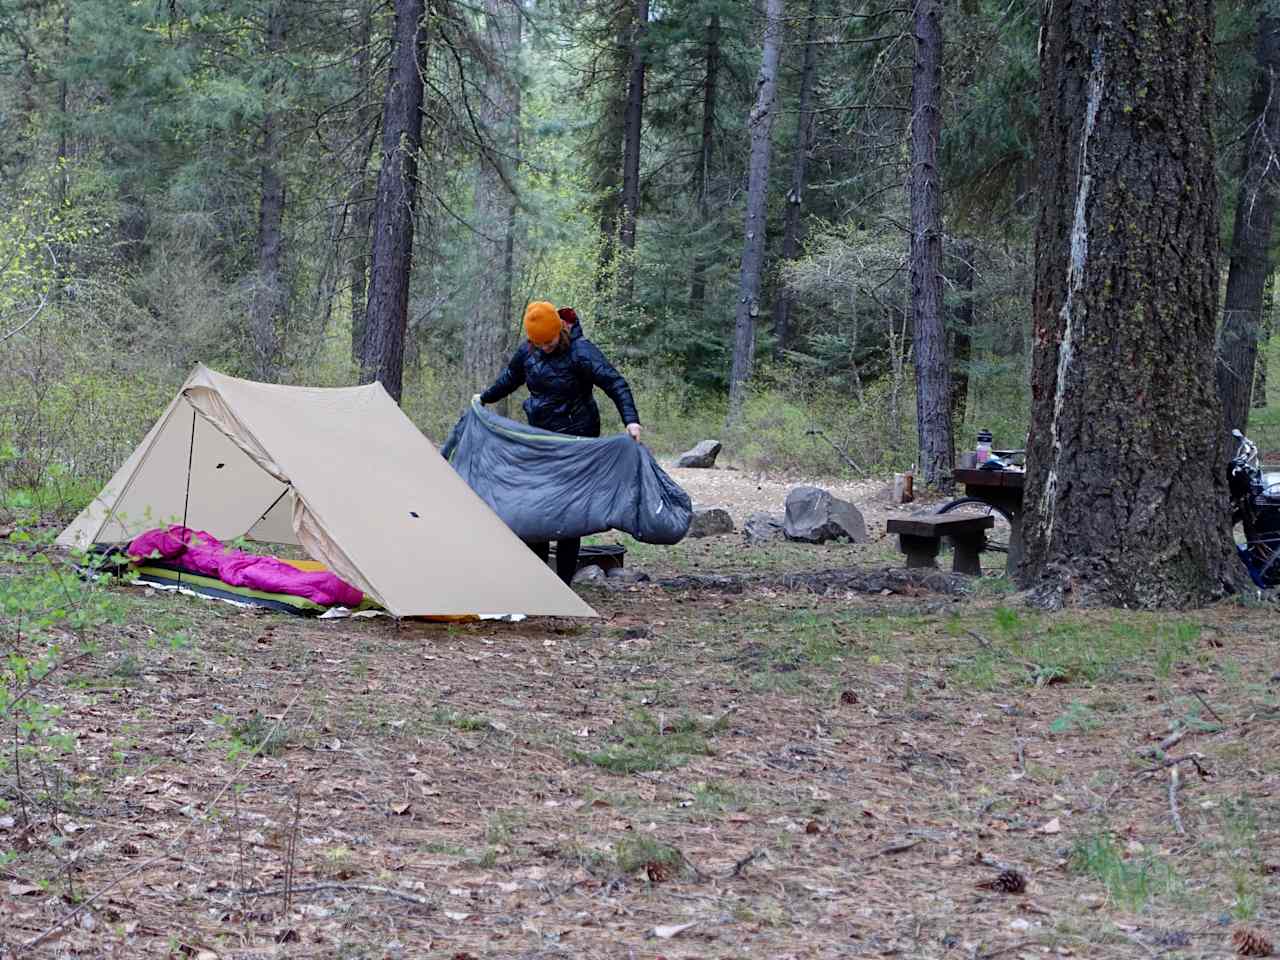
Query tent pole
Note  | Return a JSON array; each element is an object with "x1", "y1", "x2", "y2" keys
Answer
[{"x1": 178, "y1": 406, "x2": 196, "y2": 589}]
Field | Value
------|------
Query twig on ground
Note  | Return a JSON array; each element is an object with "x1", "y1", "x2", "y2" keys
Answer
[
  {"x1": 1168, "y1": 766, "x2": 1186, "y2": 835},
  {"x1": 1142, "y1": 754, "x2": 1209, "y2": 777},
  {"x1": 864, "y1": 837, "x2": 924, "y2": 860},
  {"x1": 978, "y1": 940, "x2": 1038, "y2": 959},
  {"x1": 726, "y1": 848, "x2": 764, "y2": 878},
  {"x1": 1190, "y1": 688, "x2": 1224, "y2": 724},
  {"x1": 235, "y1": 882, "x2": 435, "y2": 909},
  {"x1": 965, "y1": 629, "x2": 991, "y2": 649},
  {"x1": 1156, "y1": 727, "x2": 1186, "y2": 753},
  {"x1": 1015, "y1": 738, "x2": 1026, "y2": 775}
]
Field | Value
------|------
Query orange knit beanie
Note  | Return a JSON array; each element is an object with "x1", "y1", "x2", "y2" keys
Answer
[{"x1": 523, "y1": 301, "x2": 562, "y2": 346}]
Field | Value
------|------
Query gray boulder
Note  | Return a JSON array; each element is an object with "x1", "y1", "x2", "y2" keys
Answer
[
  {"x1": 675, "y1": 440, "x2": 722, "y2": 469},
  {"x1": 742, "y1": 512, "x2": 785, "y2": 545},
  {"x1": 687, "y1": 506, "x2": 735, "y2": 538},
  {"x1": 783, "y1": 486, "x2": 868, "y2": 544},
  {"x1": 572, "y1": 564, "x2": 607, "y2": 585}
]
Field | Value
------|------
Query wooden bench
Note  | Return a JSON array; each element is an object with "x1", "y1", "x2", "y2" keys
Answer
[{"x1": 885, "y1": 514, "x2": 995, "y2": 575}]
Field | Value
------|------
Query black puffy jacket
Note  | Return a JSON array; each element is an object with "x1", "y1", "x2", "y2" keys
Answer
[{"x1": 480, "y1": 323, "x2": 640, "y2": 438}]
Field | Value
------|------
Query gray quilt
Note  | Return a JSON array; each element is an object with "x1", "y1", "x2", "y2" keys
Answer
[{"x1": 442, "y1": 399, "x2": 692, "y2": 544}]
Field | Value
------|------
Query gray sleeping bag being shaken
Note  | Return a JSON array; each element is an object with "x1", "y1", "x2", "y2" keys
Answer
[{"x1": 442, "y1": 399, "x2": 693, "y2": 544}]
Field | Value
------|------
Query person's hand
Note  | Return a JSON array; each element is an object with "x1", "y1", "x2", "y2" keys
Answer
[
  {"x1": 626, "y1": 423, "x2": 642, "y2": 442},
  {"x1": 473, "y1": 393, "x2": 483, "y2": 405}
]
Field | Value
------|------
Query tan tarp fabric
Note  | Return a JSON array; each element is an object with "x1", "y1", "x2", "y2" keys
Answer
[{"x1": 58, "y1": 365, "x2": 596, "y2": 618}]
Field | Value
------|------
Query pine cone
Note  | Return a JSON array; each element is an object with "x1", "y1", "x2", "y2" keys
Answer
[
  {"x1": 976, "y1": 869, "x2": 1027, "y2": 894},
  {"x1": 645, "y1": 860, "x2": 674, "y2": 883},
  {"x1": 1233, "y1": 929, "x2": 1274, "y2": 957}
]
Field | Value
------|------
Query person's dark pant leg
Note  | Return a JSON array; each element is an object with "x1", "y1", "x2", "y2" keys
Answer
[
  {"x1": 555, "y1": 537, "x2": 581, "y2": 584},
  {"x1": 527, "y1": 541, "x2": 550, "y2": 565}
]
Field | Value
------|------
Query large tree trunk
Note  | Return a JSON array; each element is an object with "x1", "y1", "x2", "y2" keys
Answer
[
  {"x1": 1021, "y1": 0, "x2": 1239, "y2": 607},
  {"x1": 1255, "y1": 272, "x2": 1274, "y2": 408},
  {"x1": 726, "y1": 0, "x2": 784, "y2": 424},
  {"x1": 360, "y1": 0, "x2": 428, "y2": 403},
  {"x1": 909, "y1": 0, "x2": 952, "y2": 488},
  {"x1": 617, "y1": 0, "x2": 648, "y2": 307},
  {"x1": 948, "y1": 237, "x2": 974, "y2": 428},
  {"x1": 465, "y1": 0, "x2": 521, "y2": 413},
  {"x1": 350, "y1": 0, "x2": 379, "y2": 364},
  {"x1": 688, "y1": 11, "x2": 720, "y2": 315},
  {"x1": 249, "y1": 0, "x2": 289, "y2": 383},
  {"x1": 771, "y1": 0, "x2": 819, "y2": 354},
  {"x1": 1217, "y1": 15, "x2": 1280, "y2": 435}
]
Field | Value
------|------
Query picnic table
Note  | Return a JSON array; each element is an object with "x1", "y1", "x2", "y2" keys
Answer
[{"x1": 945, "y1": 464, "x2": 1026, "y2": 574}]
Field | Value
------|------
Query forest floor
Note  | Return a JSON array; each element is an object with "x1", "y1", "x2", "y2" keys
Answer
[{"x1": 1, "y1": 470, "x2": 1278, "y2": 959}]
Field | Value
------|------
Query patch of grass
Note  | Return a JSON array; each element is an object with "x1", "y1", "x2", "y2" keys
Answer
[
  {"x1": 419, "y1": 841, "x2": 466, "y2": 856},
  {"x1": 222, "y1": 712, "x2": 289, "y2": 758},
  {"x1": 613, "y1": 835, "x2": 685, "y2": 877},
  {"x1": 1049, "y1": 701, "x2": 1101, "y2": 735},
  {"x1": 948, "y1": 611, "x2": 1203, "y2": 688},
  {"x1": 1069, "y1": 833, "x2": 1182, "y2": 910},
  {"x1": 571, "y1": 708, "x2": 718, "y2": 774},
  {"x1": 319, "y1": 845, "x2": 358, "y2": 879},
  {"x1": 432, "y1": 707, "x2": 490, "y2": 732},
  {"x1": 484, "y1": 808, "x2": 524, "y2": 846},
  {"x1": 109, "y1": 653, "x2": 142, "y2": 679}
]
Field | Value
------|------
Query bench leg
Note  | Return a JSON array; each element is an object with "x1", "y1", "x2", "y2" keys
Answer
[
  {"x1": 898, "y1": 533, "x2": 940, "y2": 569},
  {"x1": 948, "y1": 533, "x2": 985, "y2": 575}
]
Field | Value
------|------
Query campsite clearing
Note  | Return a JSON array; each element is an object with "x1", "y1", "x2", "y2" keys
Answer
[{"x1": 1, "y1": 535, "x2": 1278, "y2": 959}]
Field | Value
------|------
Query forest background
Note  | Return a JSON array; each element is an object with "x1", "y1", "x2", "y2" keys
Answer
[{"x1": 0, "y1": 0, "x2": 1276, "y2": 510}]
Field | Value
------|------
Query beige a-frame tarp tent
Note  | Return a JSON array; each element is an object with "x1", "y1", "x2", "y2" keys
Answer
[{"x1": 57, "y1": 365, "x2": 596, "y2": 618}]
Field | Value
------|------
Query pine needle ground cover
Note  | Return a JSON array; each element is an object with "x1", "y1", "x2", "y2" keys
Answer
[{"x1": 1, "y1": 542, "x2": 1278, "y2": 958}]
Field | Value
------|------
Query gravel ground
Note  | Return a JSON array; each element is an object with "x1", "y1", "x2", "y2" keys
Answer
[{"x1": 662, "y1": 463, "x2": 929, "y2": 538}]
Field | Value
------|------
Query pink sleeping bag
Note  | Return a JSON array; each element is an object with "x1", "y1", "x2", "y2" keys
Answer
[{"x1": 128, "y1": 526, "x2": 363, "y2": 608}]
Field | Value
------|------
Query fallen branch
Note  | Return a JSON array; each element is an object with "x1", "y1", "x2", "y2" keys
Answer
[
  {"x1": 1168, "y1": 767, "x2": 1186, "y2": 836},
  {"x1": 1157, "y1": 728, "x2": 1187, "y2": 752},
  {"x1": 1142, "y1": 754, "x2": 1209, "y2": 778},
  {"x1": 726, "y1": 848, "x2": 764, "y2": 879},
  {"x1": 1189, "y1": 689, "x2": 1224, "y2": 725},
  {"x1": 687, "y1": 847, "x2": 765, "y2": 883},
  {"x1": 235, "y1": 882, "x2": 435, "y2": 909},
  {"x1": 864, "y1": 837, "x2": 924, "y2": 860}
]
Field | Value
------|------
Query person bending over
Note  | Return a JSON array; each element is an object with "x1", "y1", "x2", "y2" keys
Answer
[{"x1": 479, "y1": 302, "x2": 641, "y2": 584}]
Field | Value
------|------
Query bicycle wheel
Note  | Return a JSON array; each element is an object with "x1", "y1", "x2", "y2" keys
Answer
[{"x1": 936, "y1": 497, "x2": 1014, "y2": 575}]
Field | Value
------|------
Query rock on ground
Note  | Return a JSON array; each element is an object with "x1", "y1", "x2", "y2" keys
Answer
[
  {"x1": 687, "y1": 506, "x2": 735, "y2": 538},
  {"x1": 675, "y1": 440, "x2": 722, "y2": 469},
  {"x1": 742, "y1": 512, "x2": 785, "y2": 545},
  {"x1": 572, "y1": 564, "x2": 607, "y2": 585},
  {"x1": 784, "y1": 486, "x2": 868, "y2": 544}
]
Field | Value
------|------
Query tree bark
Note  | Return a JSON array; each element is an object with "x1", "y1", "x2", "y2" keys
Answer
[
  {"x1": 360, "y1": 0, "x2": 429, "y2": 403},
  {"x1": 688, "y1": 11, "x2": 720, "y2": 315},
  {"x1": 1254, "y1": 272, "x2": 1274, "y2": 408},
  {"x1": 948, "y1": 237, "x2": 974, "y2": 428},
  {"x1": 908, "y1": 0, "x2": 952, "y2": 488},
  {"x1": 249, "y1": 0, "x2": 289, "y2": 383},
  {"x1": 1021, "y1": 0, "x2": 1240, "y2": 607},
  {"x1": 771, "y1": 0, "x2": 819, "y2": 353},
  {"x1": 465, "y1": 0, "x2": 521, "y2": 412},
  {"x1": 350, "y1": 0, "x2": 379, "y2": 364},
  {"x1": 617, "y1": 0, "x2": 648, "y2": 307},
  {"x1": 1217, "y1": 14, "x2": 1280, "y2": 435},
  {"x1": 726, "y1": 0, "x2": 785, "y2": 425}
]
